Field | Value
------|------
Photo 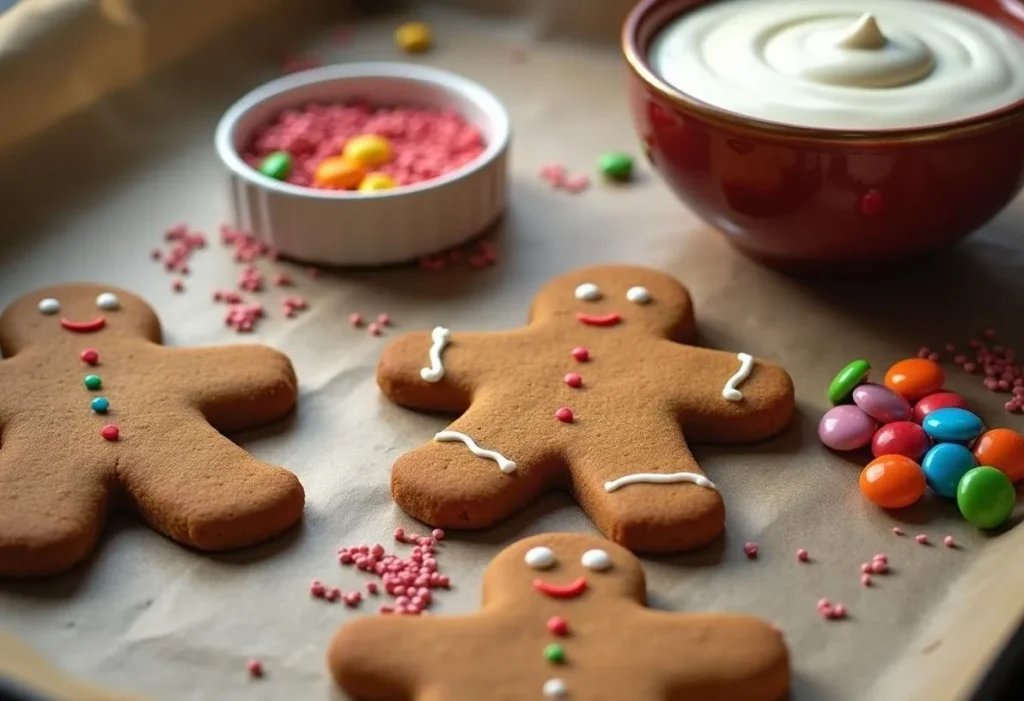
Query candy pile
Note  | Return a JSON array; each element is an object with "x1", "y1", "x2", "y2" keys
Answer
[
  {"x1": 246, "y1": 104, "x2": 486, "y2": 192},
  {"x1": 820, "y1": 358, "x2": 1022, "y2": 530}
]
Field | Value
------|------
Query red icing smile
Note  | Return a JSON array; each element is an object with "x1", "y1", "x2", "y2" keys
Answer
[
  {"x1": 576, "y1": 312, "x2": 621, "y2": 327},
  {"x1": 60, "y1": 317, "x2": 106, "y2": 333},
  {"x1": 533, "y1": 577, "x2": 588, "y2": 599}
]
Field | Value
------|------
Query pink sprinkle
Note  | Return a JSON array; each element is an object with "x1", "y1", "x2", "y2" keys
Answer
[
  {"x1": 1006, "y1": 401, "x2": 1022, "y2": 413},
  {"x1": 917, "y1": 346, "x2": 931, "y2": 358},
  {"x1": 150, "y1": 248, "x2": 162, "y2": 260},
  {"x1": 307, "y1": 267, "x2": 321, "y2": 279},
  {"x1": 367, "y1": 582, "x2": 379, "y2": 595},
  {"x1": 796, "y1": 548, "x2": 809, "y2": 562},
  {"x1": 377, "y1": 313, "x2": 391, "y2": 326},
  {"x1": 273, "y1": 272, "x2": 293, "y2": 287},
  {"x1": 892, "y1": 527, "x2": 904, "y2": 536},
  {"x1": 861, "y1": 574, "x2": 872, "y2": 587},
  {"x1": 873, "y1": 553, "x2": 888, "y2": 564},
  {"x1": 564, "y1": 175, "x2": 591, "y2": 193},
  {"x1": 832, "y1": 604, "x2": 847, "y2": 619},
  {"x1": 368, "y1": 322, "x2": 382, "y2": 336},
  {"x1": 379, "y1": 605, "x2": 394, "y2": 614},
  {"x1": 915, "y1": 534, "x2": 929, "y2": 545},
  {"x1": 344, "y1": 592, "x2": 362, "y2": 607},
  {"x1": 964, "y1": 362, "x2": 978, "y2": 374},
  {"x1": 945, "y1": 344, "x2": 956, "y2": 353},
  {"x1": 816, "y1": 598, "x2": 831, "y2": 610},
  {"x1": 555, "y1": 407, "x2": 574, "y2": 423},
  {"x1": 564, "y1": 372, "x2": 583, "y2": 388},
  {"x1": 870, "y1": 560, "x2": 888, "y2": 575},
  {"x1": 860, "y1": 562, "x2": 872, "y2": 574},
  {"x1": 927, "y1": 352, "x2": 940, "y2": 362},
  {"x1": 171, "y1": 278, "x2": 184, "y2": 292},
  {"x1": 310, "y1": 580, "x2": 326, "y2": 597},
  {"x1": 743, "y1": 542, "x2": 759, "y2": 559},
  {"x1": 349, "y1": 312, "x2": 364, "y2": 327},
  {"x1": 431, "y1": 528, "x2": 445, "y2": 541},
  {"x1": 954, "y1": 354, "x2": 967, "y2": 365},
  {"x1": 326, "y1": 587, "x2": 341, "y2": 602},
  {"x1": 943, "y1": 536, "x2": 957, "y2": 548},
  {"x1": 246, "y1": 659, "x2": 263, "y2": 678}
]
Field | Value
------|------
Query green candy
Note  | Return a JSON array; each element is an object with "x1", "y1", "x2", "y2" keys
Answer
[
  {"x1": 957, "y1": 466, "x2": 1015, "y2": 530},
  {"x1": 84, "y1": 374, "x2": 102, "y2": 391},
  {"x1": 259, "y1": 151, "x2": 293, "y2": 181},
  {"x1": 828, "y1": 359, "x2": 871, "y2": 405},
  {"x1": 543, "y1": 643, "x2": 566, "y2": 664},
  {"x1": 597, "y1": 152, "x2": 634, "y2": 182}
]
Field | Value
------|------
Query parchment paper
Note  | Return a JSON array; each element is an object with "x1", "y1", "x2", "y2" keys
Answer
[{"x1": 1, "y1": 2, "x2": 1023, "y2": 700}]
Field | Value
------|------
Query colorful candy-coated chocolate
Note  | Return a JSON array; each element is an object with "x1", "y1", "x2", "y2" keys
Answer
[
  {"x1": 852, "y1": 383, "x2": 912, "y2": 423},
  {"x1": 343, "y1": 135, "x2": 393, "y2": 169},
  {"x1": 818, "y1": 405, "x2": 878, "y2": 451},
  {"x1": 957, "y1": 466, "x2": 1015, "y2": 529},
  {"x1": 922, "y1": 407, "x2": 984, "y2": 443},
  {"x1": 827, "y1": 359, "x2": 870, "y2": 405},
  {"x1": 314, "y1": 157, "x2": 365, "y2": 189},
  {"x1": 913, "y1": 391, "x2": 969, "y2": 424},
  {"x1": 973, "y1": 428, "x2": 1024, "y2": 483},
  {"x1": 921, "y1": 443, "x2": 977, "y2": 498},
  {"x1": 597, "y1": 152, "x2": 635, "y2": 181},
  {"x1": 359, "y1": 173, "x2": 398, "y2": 192},
  {"x1": 859, "y1": 455, "x2": 927, "y2": 509},
  {"x1": 870, "y1": 421, "x2": 931, "y2": 461},
  {"x1": 395, "y1": 21, "x2": 432, "y2": 53},
  {"x1": 884, "y1": 358, "x2": 945, "y2": 402},
  {"x1": 258, "y1": 151, "x2": 292, "y2": 180}
]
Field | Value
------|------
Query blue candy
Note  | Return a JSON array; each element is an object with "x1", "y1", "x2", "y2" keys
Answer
[
  {"x1": 921, "y1": 443, "x2": 977, "y2": 498},
  {"x1": 922, "y1": 407, "x2": 984, "y2": 443}
]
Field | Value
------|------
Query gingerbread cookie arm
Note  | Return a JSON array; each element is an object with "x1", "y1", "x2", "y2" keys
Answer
[
  {"x1": 655, "y1": 342, "x2": 795, "y2": 443},
  {"x1": 167, "y1": 345, "x2": 297, "y2": 433},
  {"x1": 117, "y1": 415, "x2": 303, "y2": 550},
  {"x1": 327, "y1": 614, "x2": 438, "y2": 700}
]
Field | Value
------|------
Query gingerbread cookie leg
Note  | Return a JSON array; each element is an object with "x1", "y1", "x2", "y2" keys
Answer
[
  {"x1": 569, "y1": 408, "x2": 725, "y2": 553},
  {"x1": 392, "y1": 411, "x2": 564, "y2": 529},
  {"x1": 0, "y1": 423, "x2": 110, "y2": 577},
  {"x1": 118, "y1": 418, "x2": 304, "y2": 550}
]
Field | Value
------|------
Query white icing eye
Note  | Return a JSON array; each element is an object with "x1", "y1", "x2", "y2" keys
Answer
[
  {"x1": 574, "y1": 283, "x2": 601, "y2": 301},
  {"x1": 626, "y1": 286, "x2": 651, "y2": 304},
  {"x1": 580, "y1": 549, "x2": 612, "y2": 571},
  {"x1": 525, "y1": 546, "x2": 557, "y2": 570},
  {"x1": 96, "y1": 292, "x2": 120, "y2": 310},
  {"x1": 37, "y1": 298, "x2": 60, "y2": 315}
]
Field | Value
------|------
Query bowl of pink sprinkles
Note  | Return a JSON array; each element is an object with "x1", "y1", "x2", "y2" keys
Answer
[{"x1": 214, "y1": 63, "x2": 510, "y2": 266}]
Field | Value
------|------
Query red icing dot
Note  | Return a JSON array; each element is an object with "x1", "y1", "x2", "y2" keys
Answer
[
  {"x1": 547, "y1": 616, "x2": 569, "y2": 636},
  {"x1": 101, "y1": 425, "x2": 120, "y2": 441},
  {"x1": 564, "y1": 372, "x2": 583, "y2": 388},
  {"x1": 571, "y1": 347, "x2": 589, "y2": 362},
  {"x1": 555, "y1": 407, "x2": 574, "y2": 423},
  {"x1": 860, "y1": 189, "x2": 884, "y2": 216},
  {"x1": 80, "y1": 348, "x2": 99, "y2": 365}
]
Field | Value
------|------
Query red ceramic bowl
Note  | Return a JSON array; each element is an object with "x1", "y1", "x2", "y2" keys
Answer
[{"x1": 623, "y1": 0, "x2": 1024, "y2": 271}]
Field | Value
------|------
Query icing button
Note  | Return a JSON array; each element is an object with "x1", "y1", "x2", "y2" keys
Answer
[
  {"x1": 543, "y1": 643, "x2": 566, "y2": 664},
  {"x1": 80, "y1": 348, "x2": 99, "y2": 365},
  {"x1": 547, "y1": 616, "x2": 569, "y2": 636},
  {"x1": 543, "y1": 678, "x2": 568, "y2": 698}
]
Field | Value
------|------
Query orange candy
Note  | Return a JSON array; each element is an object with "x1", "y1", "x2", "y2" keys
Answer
[
  {"x1": 859, "y1": 454, "x2": 927, "y2": 509},
  {"x1": 973, "y1": 428, "x2": 1024, "y2": 483},
  {"x1": 314, "y1": 157, "x2": 365, "y2": 189},
  {"x1": 884, "y1": 358, "x2": 945, "y2": 402}
]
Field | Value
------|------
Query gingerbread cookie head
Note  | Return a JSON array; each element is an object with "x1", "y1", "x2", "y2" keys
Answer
[
  {"x1": 528, "y1": 265, "x2": 695, "y2": 339},
  {"x1": 483, "y1": 533, "x2": 646, "y2": 608},
  {"x1": 0, "y1": 283, "x2": 162, "y2": 355}
]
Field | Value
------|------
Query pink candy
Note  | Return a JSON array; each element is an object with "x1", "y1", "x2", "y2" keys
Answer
[{"x1": 743, "y1": 542, "x2": 759, "y2": 559}]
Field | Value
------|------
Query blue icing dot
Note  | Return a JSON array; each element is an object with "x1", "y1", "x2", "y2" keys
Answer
[
  {"x1": 922, "y1": 407, "x2": 984, "y2": 443},
  {"x1": 91, "y1": 396, "x2": 110, "y2": 414},
  {"x1": 922, "y1": 442, "x2": 977, "y2": 498}
]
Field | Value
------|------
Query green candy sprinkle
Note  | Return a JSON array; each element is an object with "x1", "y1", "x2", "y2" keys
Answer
[
  {"x1": 544, "y1": 643, "x2": 566, "y2": 664},
  {"x1": 259, "y1": 151, "x2": 293, "y2": 181},
  {"x1": 957, "y1": 466, "x2": 1015, "y2": 530},
  {"x1": 827, "y1": 359, "x2": 870, "y2": 405},
  {"x1": 84, "y1": 374, "x2": 102, "y2": 391},
  {"x1": 597, "y1": 152, "x2": 634, "y2": 182}
]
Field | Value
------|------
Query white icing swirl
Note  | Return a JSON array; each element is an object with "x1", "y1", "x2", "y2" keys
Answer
[
  {"x1": 722, "y1": 353, "x2": 755, "y2": 402},
  {"x1": 649, "y1": 0, "x2": 1024, "y2": 129},
  {"x1": 434, "y1": 430, "x2": 517, "y2": 474},
  {"x1": 419, "y1": 326, "x2": 450, "y2": 383},
  {"x1": 604, "y1": 471, "x2": 718, "y2": 493}
]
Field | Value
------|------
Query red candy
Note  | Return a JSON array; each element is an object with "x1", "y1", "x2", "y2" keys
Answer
[
  {"x1": 913, "y1": 391, "x2": 969, "y2": 423},
  {"x1": 564, "y1": 372, "x2": 583, "y2": 388},
  {"x1": 547, "y1": 616, "x2": 569, "y2": 636},
  {"x1": 555, "y1": 407, "x2": 574, "y2": 423},
  {"x1": 870, "y1": 421, "x2": 930, "y2": 461},
  {"x1": 80, "y1": 348, "x2": 99, "y2": 365},
  {"x1": 100, "y1": 425, "x2": 120, "y2": 441},
  {"x1": 571, "y1": 346, "x2": 589, "y2": 362}
]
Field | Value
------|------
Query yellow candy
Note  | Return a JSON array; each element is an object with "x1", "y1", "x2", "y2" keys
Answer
[
  {"x1": 395, "y1": 22, "x2": 432, "y2": 54},
  {"x1": 314, "y1": 157, "x2": 365, "y2": 190},
  {"x1": 359, "y1": 173, "x2": 398, "y2": 193},
  {"x1": 343, "y1": 135, "x2": 393, "y2": 169}
]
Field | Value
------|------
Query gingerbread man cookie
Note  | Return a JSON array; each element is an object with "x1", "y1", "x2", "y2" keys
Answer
[
  {"x1": 328, "y1": 532, "x2": 790, "y2": 700},
  {"x1": 378, "y1": 265, "x2": 794, "y2": 553},
  {"x1": 0, "y1": 284, "x2": 304, "y2": 577}
]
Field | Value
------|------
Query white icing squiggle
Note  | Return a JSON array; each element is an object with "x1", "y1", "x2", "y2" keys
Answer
[
  {"x1": 604, "y1": 472, "x2": 717, "y2": 493},
  {"x1": 419, "y1": 326, "x2": 451, "y2": 383},
  {"x1": 434, "y1": 430, "x2": 517, "y2": 474},
  {"x1": 722, "y1": 352, "x2": 754, "y2": 402}
]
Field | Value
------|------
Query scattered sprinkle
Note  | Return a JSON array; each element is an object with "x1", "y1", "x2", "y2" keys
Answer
[
  {"x1": 273, "y1": 272, "x2": 293, "y2": 287},
  {"x1": 743, "y1": 542, "x2": 759, "y2": 559},
  {"x1": 892, "y1": 527, "x2": 904, "y2": 536},
  {"x1": 431, "y1": 528, "x2": 445, "y2": 541},
  {"x1": 325, "y1": 587, "x2": 341, "y2": 602},
  {"x1": 349, "y1": 312, "x2": 365, "y2": 327},
  {"x1": 915, "y1": 534, "x2": 929, "y2": 545},
  {"x1": 870, "y1": 560, "x2": 888, "y2": 575},
  {"x1": 171, "y1": 278, "x2": 184, "y2": 292},
  {"x1": 310, "y1": 580, "x2": 326, "y2": 598},
  {"x1": 377, "y1": 313, "x2": 391, "y2": 326},
  {"x1": 796, "y1": 548, "x2": 809, "y2": 562},
  {"x1": 368, "y1": 322, "x2": 382, "y2": 336},
  {"x1": 943, "y1": 536, "x2": 957, "y2": 548},
  {"x1": 861, "y1": 574, "x2": 872, "y2": 587},
  {"x1": 246, "y1": 659, "x2": 264, "y2": 678}
]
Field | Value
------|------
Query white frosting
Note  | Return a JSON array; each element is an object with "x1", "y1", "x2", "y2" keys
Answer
[
  {"x1": 580, "y1": 549, "x2": 612, "y2": 571},
  {"x1": 648, "y1": 0, "x2": 1024, "y2": 129},
  {"x1": 722, "y1": 352, "x2": 755, "y2": 402},
  {"x1": 37, "y1": 298, "x2": 60, "y2": 315},
  {"x1": 604, "y1": 471, "x2": 718, "y2": 493},
  {"x1": 574, "y1": 282, "x2": 601, "y2": 301},
  {"x1": 95, "y1": 292, "x2": 120, "y2": 310},
  {"x1": 434, "y1": 430, "x2": 517, "y2": 474},
  {"x1": 525, "y1": 546, "x2": 557, "y2": 569},
  {"x1": 626, "y1": 286, "x2": 651, "y2": 304},
  {"x1": 543, "y1": 678, "x2": 568, "y2": 698},
  {"x1": 419, "y1": 326, "x2": 451, "y2": 383}
]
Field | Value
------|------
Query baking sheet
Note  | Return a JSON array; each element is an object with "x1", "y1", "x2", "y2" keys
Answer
[{"x1": 1, "y1": 1, "x2": 1024, "y2": 700}]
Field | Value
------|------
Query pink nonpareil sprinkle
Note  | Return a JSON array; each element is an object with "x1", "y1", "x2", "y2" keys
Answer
[
  {"x1": 927, "y1": 352, "x2": 940, "y2": 362},
  {"x1": 915, "y1": 534, "x2": 929, "y2": 545},
  {"x1": 892, "y1": 527, "x2": 904, "y2": 536},
  {"x1": 816, "y1": 598, "x2": 831, "y2": 610},
  {"x1": 432, "y1": 528, "x2": 445, "y2": 541},
  {"x1": 377, "y1": 313, "x2": 391, "y2": 326},
  {"x1": 870, "y1": 560, "x2": 888, "y2": 575},
  {"x1": 171, "y1": 278, "x2": 184, "y2": 292},
  {"x1": 349, "y1": 312, "x2": 365, "y2": 327},
  {"x1": 831, "y1": 604, "x2": 847, "y2": 619},
  {"x1": 943, "y1": 536, "x2": 957, "y2": 548},
  {"x1": 796, "y1": 548, "x2": 809, "y2": 562},
  {"x1": 743, "y1": 542, "x2": 759, "y2": 559},
  {"x1": 367, "y1": 582, "x2": 379, "y2": 595},
  {"x1": 368, "y1": 322, "x2": 382, "y2": 336},
  {"x1": 563, "y1": 175, "x2": 591, "y2": 194},
  {"x1": 326, "y1": 587, "x2": 342, "y2": 602},
  {"x1": 860, "y1": 562, "x2": 872, "y2": 574},
  {"x1": 873, "y1": 553, "x2": 888, "y2": 564},
  {"x1": 306, "y1": 266, "x2": 321, "y2": 279},
  {"x1": 246, "y1": 659, "x2": 264, "y2": 678},
  {"x1": 310, "y1": 580, "x2": 326, "y2": 598},
  {"x1": 273, "y1": 272, "x2": 293, "y2": 287},
  {"x1": 861, "y1": 574, "x2": 872, "y2": 587}
]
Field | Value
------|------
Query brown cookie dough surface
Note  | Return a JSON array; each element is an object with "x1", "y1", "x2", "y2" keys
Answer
[
  {"x1": 0, "y1": 284, "x2": 304, "y2": 578},
  {"x1": 378, "y1": 265, "x2": 795, "y2": 552},
  {"x1": 328, "y1": 532, "x2": 790, "y2": 700}
]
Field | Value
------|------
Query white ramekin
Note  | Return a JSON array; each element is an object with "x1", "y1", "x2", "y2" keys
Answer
[{"x1": 213, "y1": 63, "x2": 511, "y2": 267}]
